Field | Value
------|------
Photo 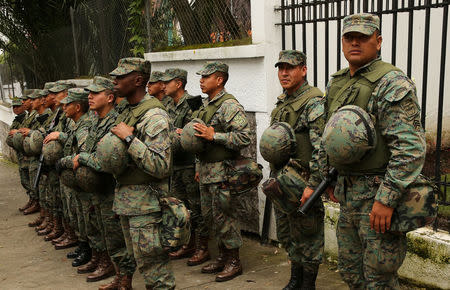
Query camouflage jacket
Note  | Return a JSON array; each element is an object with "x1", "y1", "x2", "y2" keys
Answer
[
  {"x1": 161, "y1": 95, "x2": 174, "y2": 108},
  {"x1": 115, "y1": 98, "x2": 128, "y2": 115},
  {"x1": 10, "y1": 112, "x2": 27, "y2": 130},
  {"x1": 78, "y1": 108, "x2": 118, "y2": 171},
  {"x1": 196, "y1": 89, "x2": 251, "y2": 184},
  {"x1": 324, "y1": 58, "x2": 426, "y2": 208},
  {"x1": 273, "y1": 82, "x2": 327, "y2": 188},
  {"x1": 166, "y1": 91, "x2": 195, "y2": 170},
  {"x1": 21, "y1": 110, "x2": 37, "y2": 129},
  {"x1": 59, "y1": 113, "x2": 92, "y2": 168},
  {"x1": 113, "y1": 94, "x2": 172, "y2": 216}
]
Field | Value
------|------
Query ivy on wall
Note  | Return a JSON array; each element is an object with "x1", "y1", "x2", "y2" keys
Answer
[{"x1": 127, "y1": 0, "x2": 147, "y2": 57}]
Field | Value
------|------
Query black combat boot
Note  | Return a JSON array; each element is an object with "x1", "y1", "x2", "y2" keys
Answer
[
  {"x1": 283, "y1": 262, "x2": 303, "y2": 290},
  {"x1": 72, "y1": 242, "x2": 92, "y2": 267},
  {"x1": 300, "y1": 263, "x2": 319, "y2": 290}
]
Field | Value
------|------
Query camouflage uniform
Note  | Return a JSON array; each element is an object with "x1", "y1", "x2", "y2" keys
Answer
[
  {"x1": 149, "y1": 70, "x2": 173, "y2": 108},
  {"x1": 110, "y1": 58, "x2": 175, "y2": 289},
  {"x1": 78, "y1": 76, "x2": 136, "y2": 275},
  {"x1": 163, "y1": 69, "x2": 207, "y2": 242},
  {"x1": 270, "y1": 51, "x2": 326, "y2": 274},
  {"x1": 194, "y1": 71, "x2": 251, "y2": 250},
  {"x1": 10, "y1": 107, "x2": 29, "y2": 192},
  {"x1": 324, "y1": 14, "x2": 426, "y2": 289},
  {"x1": 58, "y1": 90, "x2": 94, "y2": 246}
]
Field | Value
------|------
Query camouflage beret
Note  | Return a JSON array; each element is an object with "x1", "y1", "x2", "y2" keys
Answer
[
  {"x1": 60, "y1": 88, "x2": 89, "y2": 104},
  {"x1": 196, "y1": 61, "x2": 228, "y2": 76},
  {"x1": 275, "y1": 50, "x2": 306, "y2": 67},
  {"x1": 161, "y1": 68, "x2": 188, "y2": 82},
  {"x1": 49, "y1": 81, "x2": 76, "y2": 93},
  {"x1": 85, "y1": 76, "x2": 114, "y2": 93},
  {"x1": 12, "y1": 98, "x2": 23, "y2": 106},
  {"x1": 342, "y1": 13, "x2": 380, "y2": 36},
  {"x1": 149, "y1": 71, "x2": 165, "y2": 83},
  {"x1": 110, "y1": 57, "x2": 151, "y2": 76}
]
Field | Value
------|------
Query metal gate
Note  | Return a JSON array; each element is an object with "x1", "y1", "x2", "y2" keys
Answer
[{"x1": 275, "y1": 1, "x2": 450, "y2": 213}]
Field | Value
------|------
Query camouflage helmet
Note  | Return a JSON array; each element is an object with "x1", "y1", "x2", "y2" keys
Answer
[
  {"x1": 159, "y1": 197, "x2": 191, "y2": 249},
  {"x1": 29, "y1": 130, "x2": 44, "y2": 155},
  {"x1": 180, "y1": 118, "x2": 206, "y2": 153},
  {"x1": 42, "y1": 140, "x2": 63, "y2": 166},
  {"x1": 12, "y1": 132, "x2": 25, "y2": 152},
  {"x1": 322, "y1": 105, "x2": 377, "y2": 165},
  {"x1": 259, "y1": 122, "x2": 296, "y2": 168},
  {"x1": 96, "y1": 132, "x2": 128, "y2": 176},
  {"x1": 60, "y1": 169, "x2": 79, "y2": 189},
  {"x1": 75, "y1": 166, "x2": 102, "y2": 193}
]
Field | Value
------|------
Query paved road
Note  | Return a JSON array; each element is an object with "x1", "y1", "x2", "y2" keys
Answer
[{"x1": 0, "y1": 158, "x2": 348, "y2": 289}]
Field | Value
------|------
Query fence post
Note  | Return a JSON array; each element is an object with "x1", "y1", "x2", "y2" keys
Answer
[{"x1": 70, "y1": 6, "x2": 80, "y2": 77}]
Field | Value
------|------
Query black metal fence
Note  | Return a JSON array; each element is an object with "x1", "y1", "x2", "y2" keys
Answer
[{"x1": 275, "y1": 1, "x2": 450, "y2": 209}]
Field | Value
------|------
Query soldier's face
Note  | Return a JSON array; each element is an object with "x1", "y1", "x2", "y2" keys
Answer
[
  {"x1": 13, "y1": 106, "x2": 24, "y2": 115},
  {"x1": 277, "y1": 63, "x2": 307, "y2": 91},
  {"x1": 163, "y1": 79, "x2": 181, "y2": 97},
  {"x1": 64, "y1": 102, "x2": 78, "y2": 119},
  {"x1": 31, "y1": 98, "x2": 40, "y2": 110},
  {"x1": 199, "y1": 74, "x2": 220, "y2": 95},
  {"x1": 147, "y1": 81, "x2": 164, "y2": 96},
  {"x1": 342, "y1": 31, "x2": 382, "y2": 69},
  {"x1": 45, "y1": 93, "x2": 56, "y2": 108},
  {"x1": 54, "y1": 91, "x2": 68, "y2": 107},
  {"x1": 23, "y1": 99, "x2": 31, "y2": 110},
  {"x1": 89, "y1": 91, "x2": 113, "y2": 111},
  {"x1": 113, "y1": 72, "x2": 138, "y2": 98}
]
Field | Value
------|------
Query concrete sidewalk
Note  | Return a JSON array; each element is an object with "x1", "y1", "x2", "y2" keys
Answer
[{"x1": 0, "y1": 158, "x2": 349, "y2": 289}]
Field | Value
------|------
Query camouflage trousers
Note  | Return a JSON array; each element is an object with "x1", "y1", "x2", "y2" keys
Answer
[
  {"x1": 120, "y1": 213, "x2": 175, "y2": 289},
  {"x1": 336, "y1": 176, "x2": 407, "y2": 289},
  {"x1": 61, "y1": 185, "x2": 85, "y2": 240},
  {"x1": 18, "y1": 156, "x2": 30, "y2": 193},
  {"x1": 79, "y1": 193, "x2": 105, "y2": 251},
  {"x1": 38, "y1": 172, "x2": 49, "y2": 208},
  {"x1": 47, "y1": 170, "x2": 62, "y2": 217},
  {"x1": 274, "y1": 203, "x2": 324, "y2": 271},
  {"x1": 96, "y1": 193, "x2": 136, "y2": 275},
  {"x1": 171, "y1": 168, "x2": 208, "y2": 238},
  {"x1": 28, "y1": 157, "x2": 39, "y2": 200},
  {"x1": 200, "y1": 182, "x2": 242, "y2": 249}
]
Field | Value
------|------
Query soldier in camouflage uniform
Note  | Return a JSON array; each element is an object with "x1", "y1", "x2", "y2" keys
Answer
[
  {"x1": 192, "y1": 61, "x2": 251, "y2": 282},
  {"x1": 323, "y1": 14, "x2": 426, "y2": 289},
  {"x1": 72, "y1": 76, "x2": 137, "y2": 285},
  {"x1": 162, "y1": 68, "x2": 209, "y2": 264},
  {"x1": 148, "y1": 70, "x2": 173, "y2": 108},
  {"x1": 45, "y1": 88, "x2": 94, "y2": 267},
  {"x1": 266, "y1": 50, "x2": 326, "y2": 289},
  {"x1": 19, "y1": 90, "x2": 52, "y2": 216},
  {"x1": 109, "y1": 57, "x2": 175, "y2": 290}
]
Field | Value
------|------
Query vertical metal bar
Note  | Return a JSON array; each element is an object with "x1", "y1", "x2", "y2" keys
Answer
[
  {"x1": 377, "y1": 0, "x2": 383, "y2": 34},
  {"x1": 337, "y1": 0, "x2": 342, "y2": 71},
  {"x1": 435, "y1": 3, "x2": 448, "y2": 186},
  {"x1": 69, "y1": 6, "x2": 80, "y2": 77},
  {"x1": 421, "y1": 0, "x2": 431, "y2": 128},
  {"x1": 292, "y1": 0, "x2": 296, "y2": 49},
  {"x1": 363, "y1": 0, "x2": 369, "y2": 12},
  {"x1": 281, "y1": 0, "x2": 286, "y2": 50},
  {"x1": 350, "y1": 0, "x2": 355, "y2": 14},
  {"x1": 313, "y1": 0, "x2": 318, "y2": 86},
  {"x1": 325, "y1": 1, "x2": 330, "y2": 85},
  {"x1": 407, "y1": 0, "x2": 414, "y2": 77},
  {"x1": 391, "y1": 1, "x2": 397, "y2": 65},
  {"x1": 302, "y1": 0, "x2": 307, "y2": 53}
]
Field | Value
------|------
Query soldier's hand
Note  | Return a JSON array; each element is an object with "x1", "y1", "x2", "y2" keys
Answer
[
  {"x1": 300, "y1": 187, "x2": 314, "y2": 206},
  {"x1": 73, "y1": 154, "x2": 80, "y2": 170},
  {"x1": 111, "y1": 122, "x2": 134, "y2": 140},
  {"x1": 175, "y1": 128, "x2": 183, "y2": 134},
  {"x1": 18, "y1": 128, "x2": 31, "y2": 136},
  {"x1": 193, "y1": 123, "x2": 214, "y2": 141},
  {"x1": 370, "y1": 201, "x2": 394, "y2": 234},
  {"x1": 194, "y1": 172, "x2": 200, "y2": 183},
  {"x1": 44, "y1": 131, "x2": 60, "y2": 144},
  {"x1": 327, "y1": 186, "x2": 339, "y2": 203},
  {"x1": 8, "y1": 129, "x2": 18, "y2": 136}
]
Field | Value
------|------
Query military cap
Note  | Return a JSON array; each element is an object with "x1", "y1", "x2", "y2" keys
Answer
[
  {"x1": 85, "y1": 76, "x2": 114, "y2": 92},
  {"x1": 149, "y1": 71, "x2": 165, "y2": 83},
  {"x1": 162, "y1": 68, "x2": 188, "y2": 82},
  {"x1": 21, "y1": 89, "x2": 34, "y2": 100},
  {"x1": 110, "y1": 57, "x2": 151, "y2": 76},
  {"x1": 28, "y1": 89, "x2": 42, "y2": 99},
  {"x1": 49, "y1": 80, "x2": 76, "y2": 93},
  {"x1": 196, "y1": 61, "x2": 229, "y2": 76},
  {"x1": 275, "y1": 50, "x2": 306, "y2": 67},
  {"x1": 40, "y1": 82, "x2": 57, "y2": 96},
  {"x1": 12, "y1": 98, "x2": 23, "y2": 106},
  {"x1": 60, "y1": 88, "x2": 89, "y2": 104},
  {"x1": 342, "y1": 13, "x2": 380, "y2": 36}
]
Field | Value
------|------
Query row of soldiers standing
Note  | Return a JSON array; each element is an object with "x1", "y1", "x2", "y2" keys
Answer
[
  {"x1": 8, "y1": 57, "x2": 250, "y2": 289},
  {"x1": 7, "y1": 12, "x2": 433, "y2": 290}
]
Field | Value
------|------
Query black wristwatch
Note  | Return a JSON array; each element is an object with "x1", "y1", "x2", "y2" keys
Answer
[{"x1": 124, "y1": 135, "x2": 135, "y2": 146}]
